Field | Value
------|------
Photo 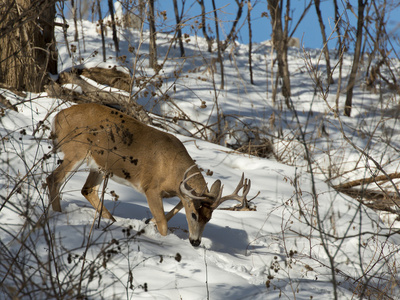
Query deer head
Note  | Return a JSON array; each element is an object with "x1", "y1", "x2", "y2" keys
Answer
[
  {"x1": 46, "y1": 103, "x2": 256, "y2": 246},
  {"x1": 178, "y1": 166, "x2": 254, "y2": 246}
]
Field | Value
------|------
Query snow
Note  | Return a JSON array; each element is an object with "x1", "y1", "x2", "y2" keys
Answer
[{"x1": 1, "y1": 17, "x2": 400, "y2": 299}]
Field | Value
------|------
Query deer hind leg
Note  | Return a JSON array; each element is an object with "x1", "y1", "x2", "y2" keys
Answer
[
  {"x1": 47, "y1": 156, "x2": 82, "y2": 212},
  {"x1": 81, "y1": 170, "x2": 116, "y2": 222}
]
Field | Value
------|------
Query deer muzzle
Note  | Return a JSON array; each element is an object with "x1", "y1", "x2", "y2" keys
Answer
[{"x1": 190, "y1": 238, "x2": 201, "y2": 247}]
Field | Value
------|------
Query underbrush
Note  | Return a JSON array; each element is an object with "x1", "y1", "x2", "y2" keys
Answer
[{"x1": 1, "y1": 17, "x2": 400, "y2": 299}]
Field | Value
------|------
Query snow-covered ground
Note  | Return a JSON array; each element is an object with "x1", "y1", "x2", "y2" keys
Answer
[{"x1": 1, "y1": 18, "x2": 400, "y2": 299}]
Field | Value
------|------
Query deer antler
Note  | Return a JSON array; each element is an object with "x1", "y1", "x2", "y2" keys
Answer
[
  {"x1": 180, "y1": 165, "x2": 208, "y2": 200},
  {"x1": 180, "y1": 166, "x2": 258, "y2": 210},
  {"x1": 211, "y1": 173, "x2": 258, "y2": 210}
]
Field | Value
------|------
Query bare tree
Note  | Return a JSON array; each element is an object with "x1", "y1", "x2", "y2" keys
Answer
[
  {"x1": 344, "y1": 0, "x2": 366, "y2": 117},
  {"x1": 266, "y1": 0, "x2": 291, "y2": 107},
  {"x1": 364, "y1": 1, "x2": 399, "y2": 92},
  {"x1": 197, "y1": 0, "x2": 213, "y2": 52},
  {"x1": 0, "y1": 0, "x2": 57, "y2": 92},
  {"x1": 71, "y1": 0, "x2": 79, "y2": 41},
  {"x1": 197, "y1": 0, "x2": 245, "y2": 53},
  {"x1": 108, "y1": 0, "x2": 120, "y2": 55},
  {"x1": 220, "y1": 0, "x2": 245, "y2": 52},
  {"x1": 119, "y1": 0, "x2": 145, "y2": 30},
  {"x1": 211, "y1": 0, "x2": 224, "y2": 89},
  {"x1": 333, "y1": 0, "x2": 343, "y2": 59},
  {"x1": 314, "y1": 0, "x2": 333, "y2": 84},
  {"x1": 148, "y1": 0, "x2": 157, "y2": 69},
  {"x1": 173, "y1": 0, "x2": 185, "y2": 57},
  {"x1": 96, "y1": 0, "x2": 106, "y2": 62},
  {"x1": 247, "y1": 1, "x2": 254, "y2": 85}
]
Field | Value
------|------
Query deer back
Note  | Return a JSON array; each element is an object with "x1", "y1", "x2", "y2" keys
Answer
[{"x1": 51, "y1": 103, "x2": 207, "y2": 196}]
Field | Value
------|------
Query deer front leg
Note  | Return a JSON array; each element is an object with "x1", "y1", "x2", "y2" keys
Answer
[
  {"x1": 165, "y1": 201, "x2": 184, "y2": 222},
  {"x1": 147, "y1": 201, "x2": 183, "y2": 227},
  {"x1": 145, "y1": 190, "x2": 168, "y2": 236}
]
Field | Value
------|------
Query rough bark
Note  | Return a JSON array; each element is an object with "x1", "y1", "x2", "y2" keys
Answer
[
  {"x1": 247, "y1": 1, "x2": 254, "y2": 85},
  {"x1": 148, "y1": 0, "x2": 158, "y2": 69},
  {"x1": 0, "y1": 0, "x2": 57, "y2": 92},
  {"x1": 96, "y1": 0, "x2": 106, "y2": 62},
  {"x1": 267, "y1": 0, "x2": 291, "y2": 106},
  {"x1": 197, "y1": 0, "x2": 212, "y2": 52},
  {"x1": 173, "y1": 0, "x2": 185, "y2": 57},
  {"x1": 314, "y1": 0, "x2": 333, "y2": 84},
  {"x1": 344, "y1": 0, "x2": 366, "y2": 117},
  {"x1": 333, "y1": 0, "x2": 342, "y2": 59},
  {"x1": 211, "y1": 0, "x2": 224, "y2": 89},
  {"x1": 108, "y1": 0, "x2": 120, "y2": 54},
  {"x1": 71, "y1": 0, "x2": 79, "y2": 41}
]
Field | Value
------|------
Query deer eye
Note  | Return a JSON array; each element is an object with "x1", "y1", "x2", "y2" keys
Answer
[{"x1": 191, "y1": 213, "x2": 197, "y2": 221}]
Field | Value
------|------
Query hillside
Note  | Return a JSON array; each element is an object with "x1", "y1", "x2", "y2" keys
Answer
[{"x1": 1, "y1": 18, "x2": 400, "y2": 299}]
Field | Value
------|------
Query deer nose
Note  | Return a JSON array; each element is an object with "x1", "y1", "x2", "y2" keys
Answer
[{"x1": 190, "y1": 239, "x2": 201, "y2": 247}]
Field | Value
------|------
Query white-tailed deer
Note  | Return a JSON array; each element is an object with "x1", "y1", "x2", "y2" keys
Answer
[{"x1": 47, "y1": 103, "x2": 255, "y2": 246}]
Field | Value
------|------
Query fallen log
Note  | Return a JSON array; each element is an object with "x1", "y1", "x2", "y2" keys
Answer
[
  {"x1": 45, "y1": 71, "x2": 151, "y2": 124},
  {"x1": 333, "y1": 172, "x2": 400, "y2": 190},
  {"x1": 79, "y1": 67, "x2": 131, "y2": 92},
  {"x1": 333, "y1": 172, "x2": 400, "y2": 216}
]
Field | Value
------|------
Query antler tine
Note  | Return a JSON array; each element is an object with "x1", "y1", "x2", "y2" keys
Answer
[
  {"x1": 211, "y1": 173, "x2": 254, "y2": 210},
  {"x1": 231, "y1": 173, "x2": 246, "y2": 195},
  {"x1": 180, "y1": 165, "x2": 207, "y2": 200}
]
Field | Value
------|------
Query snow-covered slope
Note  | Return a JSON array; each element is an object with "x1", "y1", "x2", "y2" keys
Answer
[{"x1": 1, "y1": 18, "x2": 399, "y2": 299}]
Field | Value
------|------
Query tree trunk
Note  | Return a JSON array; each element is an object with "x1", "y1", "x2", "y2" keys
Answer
[
  {"x1": 220, "y1": 0, "x2": 245, "y2": 52},
  {"x1": 96, "y1": 0, "x2": 106, "y2": 62},
  {"x1": 108, "y1": 0, "x2": 120, "y2": 55},
  {"x1": 173, "y1": 0, "x2": 185, "y2": 57},
  {"x1": 247, "y1": 1, "x2": 254, "y2": 85},
  {"x1": 0, "y1": 0, "x2": 57, "y2": 92},
  {"x1": 211, "y1": 0, "x2": 224, "y2": 89},
  {"x1": 197, "y1": 0, "x2": 212, "y2": 52},
  {"x1": 344, "y1": 0, "x2": 366, "y2": 117},
  {"x1": 314, "y1": 0, "x2": 333, "y2": 84},
  {"x1": 267, "y1": 0, "x2": 291, "y2": 106},
  {"x1": 282, "y1": 0, "x2": 291, "y2": 105},
  {"x1": 333, "y1": 0, "x2": 342, "y2": 59},
  {"x1": 148, "y1": 0, "x2": 158, "y2": 69},
  {"x1": 71, "y1": 0, "x2": 79, "y2": 41}
]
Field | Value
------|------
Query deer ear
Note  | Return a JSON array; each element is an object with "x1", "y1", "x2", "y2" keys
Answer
[{"x1": 209, "y1": 180, "x2": 222, "y2": 199}]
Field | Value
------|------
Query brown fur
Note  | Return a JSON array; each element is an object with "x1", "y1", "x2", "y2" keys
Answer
[{"x1": 46, "y1": 103, "x2": 222, "y2": 246}]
